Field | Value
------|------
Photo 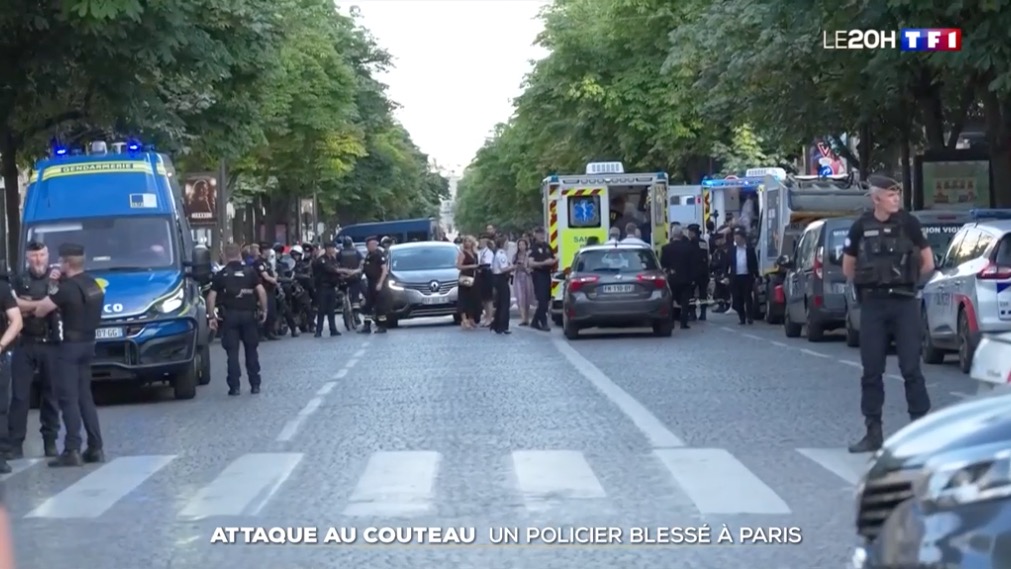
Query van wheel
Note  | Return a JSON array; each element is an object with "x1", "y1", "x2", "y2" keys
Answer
[
  {"x1": 845, "y1": 317, "x2": 859, "y2": 347},
  {"x1": 652, "y1": 319, "x2": 673, "y2": 337},
  {"x1": 173, "y1": 361, "x2": 198, "y2": 400},
  {"x1": 921, "y1": 307, "x2": 945, "y2": 365},
  {"x1": 806, "y1": 313, "x2": 825, "y2": 342},
  {"x1": 957, "y1": 309, "x2": 975, "y2": 374},
  {"x1": 783, "y1": 309, "x2": 802, "y2": 338},
  {"x1": 196, "y1": 343, "x2": 212, "y2": 386}
]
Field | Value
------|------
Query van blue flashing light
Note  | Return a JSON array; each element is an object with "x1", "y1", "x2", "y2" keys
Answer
[
  {"x1": 126, "y1": 139, "x2": 142, "y2": 152},
  {"x1": 969, "y1": 209, "x2": 1011, "y2": 221},
  {"x1": 702, "y1": 176, "x2": 764, "y2": 189}
]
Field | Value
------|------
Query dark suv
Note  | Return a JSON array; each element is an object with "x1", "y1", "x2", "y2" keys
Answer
[{"x1": 780, "y1": 217, "x2": 855, "y2": 341}]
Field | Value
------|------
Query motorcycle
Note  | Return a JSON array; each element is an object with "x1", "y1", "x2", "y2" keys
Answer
[{"x1": 277, "y1": 255, "x2": 316, "y2": 334}]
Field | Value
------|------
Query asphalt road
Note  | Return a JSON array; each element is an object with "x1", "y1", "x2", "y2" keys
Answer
[{"x1": 3, "y1": 312, "x2": 980, "y2": 568}]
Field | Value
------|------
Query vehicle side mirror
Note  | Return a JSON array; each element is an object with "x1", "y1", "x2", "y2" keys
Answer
[
  {"x1": 777, "y1": 255, "x2": 794, "y2": 269},
  {"x1": 190, "y1": 245, "x2": 212, "y2": 284},
  {"x1": 553, "y1": 271, "x2": 567, "y2": 280}
]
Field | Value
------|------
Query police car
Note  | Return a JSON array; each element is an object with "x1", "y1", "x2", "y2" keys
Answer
[{"x1": 922, "y1": 214, "x2": 1011, "y2": 373}]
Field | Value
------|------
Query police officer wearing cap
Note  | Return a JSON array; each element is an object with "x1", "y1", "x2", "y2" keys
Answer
[
  {"x1": 206, "y1": 243, "x2": 268, "y2": 396},
  {"x1": 8, "y1": 241, "x2": 60, "y2": 460},
  {"x1": 312, "y1": 242, "x2": 342, "y2": 337},
  {"x1": 842, "y1": 174, "x2": 934, "y2": 453},
  {"x1": 0, "y1": 272, "x2": 24, "y2": 474},
  {"x1": 686, "y1": 224, "x2": 710, "y2": 321},
  {"x1": 24, "y1": 243, "x2": 104, "y2": 467},
  {"x1": 359, "y1": 236, "x2": 390, "y2": 334},
  {"x1": 527, "y1": 227, "x2": 556, "y2": 331}
]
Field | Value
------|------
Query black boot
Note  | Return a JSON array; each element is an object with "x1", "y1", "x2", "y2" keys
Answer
[
  {"x1": 699, "y1": 305, "x2": 707, "y2": 321},
  {"x1": 0, "y1": 459, "x2": 10, "y2": 474},
  {"x1": 43, "y1": 439, "x2": 58, "y2": 458},
  {"x1": 83, "y1": 448, "x2": 106, "y2": 464},
  {"x1": 5, "y1": 445, "x2": 23, "y2": 460},
  {"x1": 848, "y1": 419, "x2": 883, "y2": 453},
  {"x1": 358, "y1": 322, "x2": 372, "y2": 334},
  {"x1": 48, "y1": 449, "x2": 84, "y2": 467}
]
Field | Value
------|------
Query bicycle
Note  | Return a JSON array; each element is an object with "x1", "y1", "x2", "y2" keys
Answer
[{"x1": 337, "y1": 280, "x2": 362, "y2": 331}]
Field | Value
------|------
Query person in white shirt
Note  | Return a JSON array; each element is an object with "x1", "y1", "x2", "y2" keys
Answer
[
  {"x1": 620, "y1": 221, "x2": 649, "y2": 245},
  {"x1": 728, "y1": 228, "x2": 756, "y2": 325},
  {"x1": 604, "y1": 226, "x2": 622, "y2": 244},
  {"x1": 477, "y1": 236, "x2": 495, "y2": 325},
  {"x1": 490, "y1": 235, "x2": 514, "y2": 334}
]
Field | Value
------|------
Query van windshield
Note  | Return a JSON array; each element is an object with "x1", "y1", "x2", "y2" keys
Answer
[
  {"x1": 921, "y1": 223, "x2": 963, "y2": 254},
  {"x1": 827, "y1": 228, "x2": 849, "y2": 264},
  {"x1": 25, "y1": 217, "x2": 177, "y2": 271}
]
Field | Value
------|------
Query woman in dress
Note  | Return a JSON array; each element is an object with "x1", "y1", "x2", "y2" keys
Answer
[
  {"x1": 455, "y1": 236, "x2": 481, "y2": 329},
  {"x1": 512, "y1": 238, "x2": 534, "y2": 325},
  {"x1": 476, "y1": 234, "x2": 495, "y2": 326}
]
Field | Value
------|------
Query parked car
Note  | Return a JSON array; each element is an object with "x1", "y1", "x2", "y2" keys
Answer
[
  {"x1": 780, "y1": 217, "x2": 855, "y2": 341},
  {"x1": 557, "y1": 243, "x2": 672, "y2": 339},
  {"x1": 843, "y1": 209, "x2": 1007, "y2": 347},
  {"x1": 970, "y1": 330, "x2": 1011, "y2": 393},
  {"x1": 921, "y1": 217, "x2": 1011, "y2": 372},
  {"x1": 851, "y1": 385, "x2": 1011, "y2": 569},
  {"x1": 385, "y1": 241, "x2": 462, "y2": 326}
]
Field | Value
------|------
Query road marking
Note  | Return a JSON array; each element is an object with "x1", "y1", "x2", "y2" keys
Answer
[
  {"x1": 26, "y1": 455, "x2": 176, "y2": 519},
  {"x1": 771, "y1": 341, "x2": 789, "y2": 348},
  {"x1": 886, "y1": 374, "x2": 903, "y2": 381},
  {"x1": 839, "y1": 359, "x2": 861, "y2": 367},
  {"x1": 275, "y1": 397, "x2": 324, "y2": 442},
  {"x1": 346, "y1": 358, "x2": 359, "y2": 369},
  {"x1": 316, "y1": 382, "x2": 336, "y2": 396},
  {"x1": 552, "y1": 338, "x2": 685, "y2": 447},
  {"x1": 800, "y1": 348, "x2": 830, "y2": 358},
  {"x1": 0, "y1": 458, "x2": 41, "y2": 481},
  {"x1": 950, "y1": 391, "x2": 972, "y2": 399},
  {"x1": 343, "y1": 451, "x2": 440, "y2": 517},
  {"x1": 797, "y1": 448, "x2": 871, "y2": 485},
  {"x1": 654, "y1": 448, "x2": 791, "y2": 514},
  {"x1": 180, "y1": 453, "x2": 302, "y2": 519},
  {"x1": 334, "y1": 369, "x2": 349, "y2": 379},
  {"x1": 720, "y1": 326, "x2": 737, "y2": 333},
  {"x1": 353, "y1": 349, "x2": 366, "y2": 358},
  {"x1": 511, "y1": 450, "x2": 606, "y2": 512},
  {"x1": 742, "y1": 333, "x2": 762, "y2": 340}
]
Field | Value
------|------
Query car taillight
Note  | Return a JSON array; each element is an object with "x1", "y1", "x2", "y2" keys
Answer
[
  {"x1": 814, "y1": 246, "x2": 823, "y2": 279},
  {"x1": 773, "y1": 284, "x2": 785, "y2": 304},
  {"x1": 568, "y1": 275, "x2": 599, "y2": 292},
  {"x1": 977, "y1": 262, "x2": 1011, "y2": 280},
  {"x1": 636, "y1": 273, "x2": 666, "y2": 288}
]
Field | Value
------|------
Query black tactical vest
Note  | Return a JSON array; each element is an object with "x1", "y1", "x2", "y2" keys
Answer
[
  {"x1": 16, "y1": 272, "x2": 60, "y2": 340},
  {"x1": 854, "y1": 216, "x2": 918, "y2": 288},
  {"x1": 221, "y1": 266, "x2": 258, "y2": 310}
]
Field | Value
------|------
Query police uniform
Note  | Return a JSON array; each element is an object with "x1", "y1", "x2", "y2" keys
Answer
[
  {"x1": 48, "y1": 244, "x2": 104, "y2": 467},
  {"x1": 312, "y1": 247, "x2": 341, "y2": 336},
  {"x1": 338, "y1": 241, "x2": 364, "y2": 309},
  {"x1": 212, "y1": 260, "x2": 262, "y2": 395},
  {"x1": 687, "y1": 225, "x2": 710, "y2": 320},
  {"x1": 528, "y1": 238, "x2": 555, "y2": 330},
  {"x1": 843, "y1": 209, "x2": 932, "y2": 453},
  {"x1": 360, "y1": 246, "x2": 389, "y2": 333},
  {"x1": 252, "y1": 255, "x2": 278, "y2": 340},
  {"x1": 0, "y1": 280, "x2": 20, "y2": 472},
  {"x1": 8, "y1": 268, "x2": 61, "y2": 459}
]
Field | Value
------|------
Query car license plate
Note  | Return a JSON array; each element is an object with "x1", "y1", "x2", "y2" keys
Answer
[
  {"x1": 421, "y1": 295, "x2": 449, "y2": 305},
  {"x1": 601, "y1": 284, "x2": 635, "y2": 294},
  {"x1": 999, "y1": 289, "x2": 1010, "y2": 320},
  {"x1": 832, "y1": 283, "x2": 846, "y2": 294},
  {"x1": 96, "y1": 327, "x2": 124, "y2": 340}
]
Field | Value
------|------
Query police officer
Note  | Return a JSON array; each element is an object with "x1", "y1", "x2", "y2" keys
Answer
[
  {"x1": 25, "y1": 243, "x2": 104, "y2": 467},
  {"x1": 207, "y1": 243, "x2": 268, "y2": 396},
  {"x1": 0, "y1": 272, "x2": 24, "y2": 473},
  {"x1": 252, "y1": 246, "x2": 280, "y2": 340},
  {"x1": 687, "y1": 224, "x2": 710, "y2": 321},
  {"x1": 660, "y1": 224, "x2": 695, "y2": 329},
  {"x1": 312, "y1": 242, "x2": 342, "y2": 337},
  {"x1": 338, "y1": 237, "x2": 364, "y2": 311},
  {"x1": 7, "y1": 242, "x2": 60, "y2": 459},
  {"x1": 527, "y1": 227, "x2": 556, "y2": 331},
  {"x1": 842, "y1": 175, "x2": 934, "y2": 453},
  {"x1": 359, "y1": 236, "x2": 390, "y2": 334}
]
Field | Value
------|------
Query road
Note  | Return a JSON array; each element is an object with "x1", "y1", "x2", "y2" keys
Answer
[{"x1": 4, "y1": 313, "x2": 979, "y2": 568}]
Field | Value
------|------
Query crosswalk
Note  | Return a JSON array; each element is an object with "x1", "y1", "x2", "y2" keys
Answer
[{"x1": 3, "y1": 447, "x2": 872, "y2": 521}]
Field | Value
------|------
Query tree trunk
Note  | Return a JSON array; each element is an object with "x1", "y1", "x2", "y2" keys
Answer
[
  {"x1": 980, "y1": 87, "x2": 1011, "y2": 206},
  {"x1": 0, "y1": 133, "x2": 20, "y2": 264}
]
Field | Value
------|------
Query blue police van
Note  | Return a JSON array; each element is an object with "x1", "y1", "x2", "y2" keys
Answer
[{"x1": 22, "y1": 141, "x2": 214, "y2": 399}]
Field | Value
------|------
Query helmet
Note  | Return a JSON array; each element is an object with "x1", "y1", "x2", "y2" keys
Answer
[
  {"x1": 380, "y1": 236, "x2": 392, "y2": 247},
  {"x1": 290, "y1": 245, "x2": 304, "y2": 256},
  {"x1": 273, "y1": 243, "x2": 284, "y2": 253},
  {"x1": 342, "y1": 236, "x2": 354, "y2": 249}
]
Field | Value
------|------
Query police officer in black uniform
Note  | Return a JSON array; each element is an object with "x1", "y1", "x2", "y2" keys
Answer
[
  {"x1": 842, "y1": 175, "x2": 934, "y2": 453},
  {"x1": 252, "y1": 246, "x2": 280, "y2": 340},
  {"x1": 660, "y1": 224, "x2": 695, "y2": 329},
  {"x1": 207, "y1": 243, "x2": 268, "y2": 396},
  {"x1": 26, "y1": 243, "x2": 104, "y2": 467},
  {"x1": 312, "y1": 242, "x2": 342, "y2": 337},
  {"x1": 528, "y1": 227, "x2": 556, "y2": 331},
  {"x1": 686, "y1": 224, "x2": 710, "y2": 321},
  {"x1": 0, "y1": 274, "x2": 24, "y2": 474},
  {"x1": 8, "y1": 242, "x2": 60, "y2": 459},
  {"x1": 359, "y1": 236, "x2": 390, "y2": 334},
  {"x1": 338, "y1": 237, "x2": 364, "y2": 310}
]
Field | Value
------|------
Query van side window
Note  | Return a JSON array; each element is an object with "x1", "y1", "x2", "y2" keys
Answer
[
  {"x1": 796, "y1": 226, "x2": 819, "y2": 269},
  {"x1": 567, "y1": 196, "x2": 602, "y2": 229}
]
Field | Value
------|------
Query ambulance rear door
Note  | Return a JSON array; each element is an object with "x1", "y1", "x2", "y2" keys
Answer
[
  {"x1": 558, "y1": 185, "x2": 609, "y2": 274},
  {"x1": 668, "y1": 185, "x2": 702, "y2": 228},
  {"x1": 650, "y1": 178, "x2": 669, "y2": 257}
]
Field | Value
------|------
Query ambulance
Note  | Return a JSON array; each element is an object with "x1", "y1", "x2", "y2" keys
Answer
[{"x1": 544, "y1": 162, "x2": 669, "y2": 325}]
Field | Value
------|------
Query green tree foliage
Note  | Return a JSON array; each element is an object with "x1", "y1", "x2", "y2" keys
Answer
[
  {"x1": 457, "y1": 0, "x2": 1011, "y2": 232},
  {"x1": 0, "y1": 0, "x2": 446, "y2": 255}
]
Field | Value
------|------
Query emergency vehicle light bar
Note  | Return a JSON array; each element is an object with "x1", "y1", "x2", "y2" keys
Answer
[
  {"x1": 969, "y1": 209, "x2": 1011, "y2": 221},
  {"x1": 701, "y1": 176, "x2": 764, "y2": 189}
]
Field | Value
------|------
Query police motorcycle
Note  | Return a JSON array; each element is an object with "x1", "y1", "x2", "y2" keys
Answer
[{"x1": 277, "y1": 254, "x2": 315, "y2": 334}]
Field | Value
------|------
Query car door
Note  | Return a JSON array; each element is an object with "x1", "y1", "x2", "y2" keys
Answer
[
  {"x1": 787, "y1": 226, "x2": 816, "y2": 320},
  {"x1": 927, "y1": 229, "x2": 973, "y2": 338},
  {"x1": 963, "y1": 230, "x2": 996, "y2": 328}
]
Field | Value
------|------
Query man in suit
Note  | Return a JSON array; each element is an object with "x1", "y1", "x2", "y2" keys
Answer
[
  {"x1": 660, "y1": 224, "x2": 695, "y2": 330},
  {"x1": 725, "y1": 228, "x2": 758, "y2": 325}
]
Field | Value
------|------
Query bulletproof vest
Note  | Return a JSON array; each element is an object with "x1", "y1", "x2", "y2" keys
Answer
[
  {"x1": 221, "y1": 266, "x2": 257, "y2": 308},
  {"x1": 339, "y1": 249, "x2": 361, "y2": 270},
  {"x1": 364, "y1": 251, "x2": 385, "y2": 280},
  {"x1": 854, "y1": 217, "x2": 918, "y2": 287},
  {"x1": 17, "y1": 272, "x2": 58, "y2": 339},
  {"x1": 67, "y1": 273, "x2": 104, "y2": 337}
]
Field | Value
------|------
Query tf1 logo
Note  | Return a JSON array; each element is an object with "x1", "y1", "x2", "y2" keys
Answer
[{"x1": 900, "y1": 29, "x2": 962, "y2": 51}]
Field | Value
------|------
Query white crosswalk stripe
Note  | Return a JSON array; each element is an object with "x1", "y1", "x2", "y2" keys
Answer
[{"x1": 3, "y1": 447, "x2": 873, "y2": 520}]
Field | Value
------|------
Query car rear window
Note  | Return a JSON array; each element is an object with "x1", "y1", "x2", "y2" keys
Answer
[
  {"x1": 575, "y1": 249, "x2": 659, "y2": 272},
  {"x1": 921, "y1": 223, "x2": 964, "y2": 254},
  {"x1": 827, "y1": 228, "x2": 849, "y2": 264}
]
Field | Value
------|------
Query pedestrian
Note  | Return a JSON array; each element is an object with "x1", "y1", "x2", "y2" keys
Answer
[
  {"x1": 621, "y1": 222, "x2": 648, "y2": 245},
  {"x1": 527, "y1": 227, "x2": 557, "y2": 331},
  {"x1": 512, "y1": 238, "x2": 534, "y2": 326},
  {"x1": 0, "y1": 274, "x2": 23, "y2": 474},
  {"x1": 456, "y1": 236, "x2": 481, "y2": 329},
  {"x1": 476, "y1": 235, "x2": 495, "y2": 326},
  {"x1": 359, "y1": 236, "x2": 391, "y2": 334},
  {"x1": 687, "y1": 224, "x2": 710, "y2": 321},
  {"x1": 491, "y1": 235, "x2": 514, "y2": 335},
  {"x1": 8, "y1": 241, "x2": 60, "y2": 460},
  {"x1": 312, "y1": 242, "x2": 342, "y2": 337},
  {"x1": 842, "y1": 174, "x2": 934, "y2": 453},
  {"x1": 206, "y1": 243, "x2": 268, "y2": 396},
  {"x1": 726, "y1": 228, "x2": 758, "y2": 325},
  {"x1": 604, "y1": 226, "x2": 621, "y2": 243},
  {"x1": 709, "y1": 233, "x2": 730, "y2": 312},
  {"x1": 660, "y1": 224, "x2": 694, "y2": 329},
  {"x1": 24, "y1": 243, "x2": 103, "y2": 467},
  {"x1": 252, "y1": 245, "x2": 280, "y2": 340}
]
